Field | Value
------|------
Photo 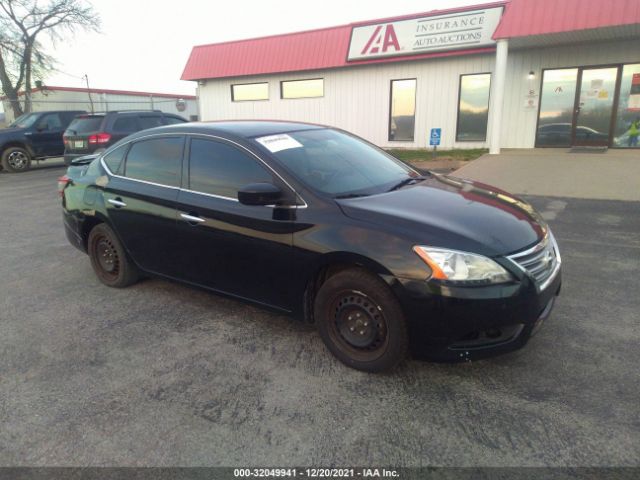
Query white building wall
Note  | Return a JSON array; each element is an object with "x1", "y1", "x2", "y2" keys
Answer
[
  {"x1": 2, "y1": 90, "x2": 198, "y2": 124},
  {"x1": 197, "y1": 39, "x2": 638, "y2": 149}
]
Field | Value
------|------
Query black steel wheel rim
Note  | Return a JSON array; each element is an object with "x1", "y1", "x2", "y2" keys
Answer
[
  {"x1": 328, "y1": 290, "x2": 388, "y2": 361},
  {"x1": 94, "y1": 235, "x2": 120, "y2": 279}
]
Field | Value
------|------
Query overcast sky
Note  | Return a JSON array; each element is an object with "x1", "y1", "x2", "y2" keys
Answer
[{"x1": 1, "y1": 0, "x2": 474, "y2": 114}]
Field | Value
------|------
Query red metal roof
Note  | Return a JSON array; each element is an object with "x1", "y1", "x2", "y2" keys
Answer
[
  {"x1": 493, "y1": 0, "x2": 640, "y2": 39},
  {"x1": 1, "y1": 86, "x2": 196, "y2": 101},
  {"x1": 182, "y1": 0, "x2": 640, "y2": 81},
  {"x1": 181, "y1": 2, "x2": 507, "y2": 81}
]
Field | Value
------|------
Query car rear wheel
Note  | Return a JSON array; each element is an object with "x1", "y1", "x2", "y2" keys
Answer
[
  {"x1": 314, "y1": 268, "x2": 409, "y2": 372},
  {"x1": 1, "y1": 147, "x2": 32, "y2": 173},
  {"x1": 88, "y1": 223, "x2": 139, "y2": 288}
]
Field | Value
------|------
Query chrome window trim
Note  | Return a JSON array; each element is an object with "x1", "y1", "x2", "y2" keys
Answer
[{"x1": 100, "y1": 131, "x2": 308, "y2": 209}]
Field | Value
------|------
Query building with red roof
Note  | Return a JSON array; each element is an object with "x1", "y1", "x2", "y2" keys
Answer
[{"x1": 183, "y1": 0, "x2": 640, "y2": 151}]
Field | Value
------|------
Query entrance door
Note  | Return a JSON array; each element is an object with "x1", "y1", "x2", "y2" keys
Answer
[{"x1": 572, "y1": 67, "x2": 619, "y2": 146}]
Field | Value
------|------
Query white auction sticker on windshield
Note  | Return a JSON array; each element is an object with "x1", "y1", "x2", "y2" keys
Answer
[{"x1": 255, "y1": 134, "x2": 303, "y2": 153}]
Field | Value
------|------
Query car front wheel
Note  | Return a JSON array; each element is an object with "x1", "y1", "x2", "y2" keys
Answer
[
  {"x1": 1, "y1": 147, "x2": 32, "y2": 173},
  {"x1": 88, "y1": 223, "x2": 139, "y2": 288},
  {"x1": 314, "y1": 268, "x2": 409, "y2": 372}
]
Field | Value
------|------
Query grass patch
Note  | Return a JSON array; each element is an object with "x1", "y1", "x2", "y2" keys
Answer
[{"x1": 386, "y1": 148, "x2": 488, "y2": 162}]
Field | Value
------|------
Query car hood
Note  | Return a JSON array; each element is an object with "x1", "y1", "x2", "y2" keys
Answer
[
  {"x1": 0, "y1": 127, "x2": 27, "y2": 136},
  {"x1": 336, "y1": 175, "x2": 547, "y2": 257}
]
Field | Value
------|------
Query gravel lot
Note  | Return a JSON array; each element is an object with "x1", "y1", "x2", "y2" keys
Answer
[{"x1": 0, "y1": 161, "x2": 638, "y2": 467}]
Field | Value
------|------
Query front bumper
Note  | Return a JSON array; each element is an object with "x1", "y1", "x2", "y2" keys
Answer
[{"x1": 392, "y1": 267, "x2": 561, "y2": 362}]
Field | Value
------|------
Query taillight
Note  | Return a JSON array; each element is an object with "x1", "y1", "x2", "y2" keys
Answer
[
  {"x1": 58, "y1": 175, "x2": 71, "y2": 197},
  {"x1": 63, "y1": 135, "x2": 69, "y2": 146},
  {"x1": 88, "y1": 133, "x2": 111, "y2": 144}
]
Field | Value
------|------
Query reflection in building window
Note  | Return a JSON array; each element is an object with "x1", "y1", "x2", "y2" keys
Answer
[
  {"x1": 281, "y1": 79, "x2": 324, "y2": 99},
  {"x1": 231, "y1": 83, "x2": 269, "y2": 101},
  {"x1": 456, "y1": 73, "x2": 491, "y2": 142},
  {"x1": 613, "y1": 64, "x2": 640, "y2": 148},
  {"x1": 536, "y1": 68, "x2": 578, "y2": 147},
  {"x1": 389, "y1": 79, "x2": 416, "y2": 142}
]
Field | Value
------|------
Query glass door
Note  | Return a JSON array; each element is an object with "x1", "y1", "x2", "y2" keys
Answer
[{"x1": 572, "y1": 67, "x2": 619, "y2": 146}]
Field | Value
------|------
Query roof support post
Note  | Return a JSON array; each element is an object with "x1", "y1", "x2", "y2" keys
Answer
[{"x1": 489, "y1": 39, "x2": 508, "y2": 155}]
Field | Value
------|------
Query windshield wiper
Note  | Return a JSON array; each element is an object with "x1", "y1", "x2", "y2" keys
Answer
[
  {"x1": 388, "y1": 176, "x2": 427, "y2": 192},
  {"x1": 334, "y1": 193, "x2": 370, "y2": 199}
]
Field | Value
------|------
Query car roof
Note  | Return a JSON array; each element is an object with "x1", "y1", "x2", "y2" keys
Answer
[{"x1": 125, "y1": 120, "x2": 325, "y2": 141}]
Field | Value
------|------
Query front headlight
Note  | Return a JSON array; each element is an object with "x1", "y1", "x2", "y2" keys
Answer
[{"x1": 413, "y1": 246, "x2": 513, "y2": 285}]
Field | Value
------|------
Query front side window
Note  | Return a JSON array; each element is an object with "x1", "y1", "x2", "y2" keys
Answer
[
  {"x1": 281, "y1": 79, "x2": 324, "y2": 99},
  {"x1": 456, "y1": 73, "x2": 491, "y2": 142},
  {"x1": 389, "y1": 79, "x2": 416, "y2": 142},
  {"x1": 189, "y1": 138, "x2": 272, "y2": 199},
  {"x1": 258, "y1": 128, "x2": 413, "y2": 197},
  {"x1": 124, "y1": 137, "x2": 183, "y2": 187},
  {"x1": 231, "y1": 82, "x2": 269, "y2": 101}
]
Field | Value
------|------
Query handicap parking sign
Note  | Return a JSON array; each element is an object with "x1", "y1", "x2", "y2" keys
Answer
[{"x1": 430, "y1": 128, "x2": 441, "y2": 146}]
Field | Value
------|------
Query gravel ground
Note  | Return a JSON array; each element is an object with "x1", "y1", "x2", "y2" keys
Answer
[{"x1": 0, "y1": 162, "x2": 638, "y2": 467}]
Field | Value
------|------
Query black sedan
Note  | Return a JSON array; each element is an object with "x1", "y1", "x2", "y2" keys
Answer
[{"x1": 60, "y1": 121, "x2": 561, "y2": 372}]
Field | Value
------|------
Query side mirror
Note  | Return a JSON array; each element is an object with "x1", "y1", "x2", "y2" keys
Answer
[{"x1": 238, "y1": 182, "x2": 282, "y2": 206}]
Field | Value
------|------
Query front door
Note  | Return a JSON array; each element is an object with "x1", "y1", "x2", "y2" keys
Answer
[
  {"x1": 174, "y1": 136, "x2": 299, "y2": 310},
  {"x1": 572, "y1": 66, "x2": 620, "y2": 146}
]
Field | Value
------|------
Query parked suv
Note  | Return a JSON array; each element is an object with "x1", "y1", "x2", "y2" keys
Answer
[
  {"x1": 0, "y1": 110, "x2": 85, "y2": 173},
  {"x1": 63, "y1": 110, "x2": 188, "y2": 165}
]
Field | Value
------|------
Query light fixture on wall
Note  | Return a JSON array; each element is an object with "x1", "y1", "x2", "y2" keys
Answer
[{"x1": 528, "y1": 71, "x2": 535, "y2": 80}]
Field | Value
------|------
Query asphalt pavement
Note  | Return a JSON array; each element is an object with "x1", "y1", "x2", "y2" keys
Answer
[{"x1": 0, "y1": 161, "x2": 638, "y2": 467}]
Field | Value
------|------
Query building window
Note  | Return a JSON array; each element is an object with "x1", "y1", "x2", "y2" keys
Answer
[
  {"x1": 231, "y1": 82, "x2": 269, "y2": 102},
  {"x1": 389, "y1": 79, "x2": 416, "y2": 142},
  {"x1": 613, "y1": 63, "x2": 640, "y2": 148},
  {"x1": 456, "y1": 73, "x2": 491, "y2": 142},
  {"x1": 281, "y1": 78, "x2": 324, "y2": 99}
]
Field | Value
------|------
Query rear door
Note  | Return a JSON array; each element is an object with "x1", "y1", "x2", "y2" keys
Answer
[
  {"x1": 104, "y1": 135, "x2": 185, "y2": 277},
  {"x1": 174, "y1": 136, "x2": 298, "y2": 309}
]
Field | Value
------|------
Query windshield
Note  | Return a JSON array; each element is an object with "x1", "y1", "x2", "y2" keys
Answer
[
  {"x1": 66, "y1": 116, "x2": 103, "y2": 134},
  {"x1": 255, "y1": 129, "x2": 415, "y2": 197},
  {"x1": 10, "y1": 113, "x2": 40, "y2": 128}
]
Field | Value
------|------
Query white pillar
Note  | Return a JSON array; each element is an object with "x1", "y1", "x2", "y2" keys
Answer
[{"x1": 489, "y1": 39, "x2": 508, "y2": 155}]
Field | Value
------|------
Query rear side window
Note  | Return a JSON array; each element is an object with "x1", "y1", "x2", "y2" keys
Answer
[
  {"x1": 189, "y1": 138, "x2": 272, "y2": 199},
  {"x1": 103, "y1": 144, "x2": 128, "y2": 174},
  {"x1": 39, "y1": 113, "x2": 63, "y2": 131},
  {"x1": 67, "y1": 116, "x2": 104, "y2": 134},
  {"x1": 124, "y1": 137, "x2": 183, "y2": 187},
  {"x1": 139, "y1": 116, "x2": 164, "y2": 130},
  {"x1": 164, "y1": 116, "x2": 186, "y2": 125},
  {"x1": 113, "y1": 116, "x2": 139, "y2": 133}
]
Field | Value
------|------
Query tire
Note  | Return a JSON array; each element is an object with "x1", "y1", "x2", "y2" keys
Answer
[
  {"x1": 314, "y1": 268, "x2": 409, "y2": 372},
  {"x1": 87, "y1": 223, "x2": 139, "y2": 288},
  {"x1": 1, "y1": 147, "x2": 32, "y2": 173}
]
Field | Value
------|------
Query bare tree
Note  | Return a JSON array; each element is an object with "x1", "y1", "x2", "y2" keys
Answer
[{"x1": 0, "y1": 0, "x2": 100, "y2": 118}]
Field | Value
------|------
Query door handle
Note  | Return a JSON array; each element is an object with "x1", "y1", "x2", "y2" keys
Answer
[
  {"x1": 107, "y1": 198, "x2": 127, "y2": 208},
  {"x1": 180, "y1": 212, "x2": 205, "y2": 224}
]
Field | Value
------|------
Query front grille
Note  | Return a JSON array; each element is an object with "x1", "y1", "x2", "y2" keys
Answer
[{"x1": 508, "y1": 232, "x2": 560, "y2": 290}]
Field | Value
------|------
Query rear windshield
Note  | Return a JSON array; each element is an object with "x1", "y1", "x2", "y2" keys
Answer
[{"x1": 66, "y1": 116, "x2": 104, "y2": 134}]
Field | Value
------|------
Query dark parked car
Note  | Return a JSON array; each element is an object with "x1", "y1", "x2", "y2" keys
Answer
[
  {"x1": 0, "y1": 110, "x2": 85, "y2": 172},
  {"x1": 63, "y1": 110, "x2": 188, "y2": 165},
  {"x1": 60, "y1": 121, "x2": 561, "y2": 372}
]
